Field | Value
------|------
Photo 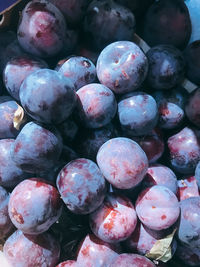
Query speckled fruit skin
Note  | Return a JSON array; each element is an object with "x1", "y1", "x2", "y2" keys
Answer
[
  {"x1": 176, "y1": 242, "x2": 200, "y2": 267},
  {"x1": 109, "y1": 253, "x2": 156, "y2": 267},
  {"x1": 76, "y1": 234, "x2": 121, "y2": 267},
  {"x1": 142, "y1": 164, "x2": 178, "y2": 194},
  {"x1": 177, "y1": 197, "x2": 200, "y2": 248},
  {"x1": 11, "y1": 121, "x2": 63, "y2": 173},
  {"x1": 167, "y1": 127, "x2": 200, "y2": 174},
  {"x1": 8, "y1": 178, "x2": 63, "y2": 235},
  {"x1": 96, "y1": 137, "x2": 148, "y2": 189},
  {"x1": 136, "y1": 185, "x2": 180, "y2": 231},
  {"x1": 19, "y1": 69, "x2": 77, "y2": 125},
  {"x1": 57, "y1": 158, "x2": 106, "y2": 214},
  {"x1": 76, "y1": 83, "x2": 117, "y2": 129},
  {"x1": 146, "y1": 45, "x2": 185, "y2": 90},
  {"x1": 118, "y1": 92, "x2": 158, "y2": 136},
  {"x1": 0, "y1": 186, "x2": 14, "y2": 239},
  {"x1": 0, "y1": 139, "x2": 28, "y2": 188},
  {"x1": 185, "y1": 88, "x2": 200, "y2": 128},
  {"x1": 56, "y1": 260, "x2": 77, "y2": 267},
  {"x1": 89, "y1": 193, "x2": 137, "y2": 243},
  {"x1": 17, "y1": 0, "x2": 67, "y2": 57},
  {"x1": 56, "y1": 56, "x2": 96, "y2": 91},
  {"x1": 3, "y1": 230, "x2": 60, "y2": 267},
  {"x1": 3, "y1": 55, "x2": 48, "y2": 101},
  {"x1": 96, "y1": 41, "x2": 148, "y2": 94}
]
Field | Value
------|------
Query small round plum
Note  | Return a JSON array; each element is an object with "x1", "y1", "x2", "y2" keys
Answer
[
  {"x1": 8, "y1": 178, "x2": 63, "y2": 234},
  {"x1": 96, "y1": 41, "x2": 148, "y2": 94},
  {"x1": 3, "y1": 230, "x2": 60, "y2": 267},
  {"x1": 19, "y1": 69, "x2": 77, "y2": 124},
  {"x1": 89, "y1": 193, "x2": 137, "y2": 243},
  {"x1": 97, "y1": 137, "x2": 148, "y2": 189},
  {"x1": 136, "y1": 185, "x2": 180, "y2": 231},
  {"x1": 17, "y1": 0, "x2": 67, "y2": 57},
  {"x1": 76, "y1": 83, "x2": 117, "y2": 128},
  {"x1": 56, "y1": 158, "x2": 106, "y2": 214},
  {"x1": 185, "y1": 88, "x2": 200, "y2": 128}
]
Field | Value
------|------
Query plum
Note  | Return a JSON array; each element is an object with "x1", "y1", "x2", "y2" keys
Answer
[{"x1": 177, "y1": 176, "x2": 199, "y2": 201}]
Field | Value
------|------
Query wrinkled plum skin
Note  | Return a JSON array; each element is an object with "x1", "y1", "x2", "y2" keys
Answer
[
  {"x1": 3, "y1": 55, "x2": 48, "y2": 101},
  {"x1": 109, "y1": 253, "x2": 156, "y2": 267},
  {"x1": 49, "y1": 0, "x2": 89, "y2": 25},
  {"x1": 11, "y1": 121, "x2": 63, "y2": 173},
  {"x1": 0, "y1": 139, "x2": 28, "y2": 188},
  {"x1": 57, "y1": 56, "x2": 96, "y2": 91},
  {"x1": 57, "y1": 158, "x2": 106, "y2": 214},
  {"x1": 177, "y1": 176, "x2": 199, "y2": 201},
  {"x1": 56, "y1": 260, "x2": 76, "y2": 267},
  {"x1": 167, "y1": 127, "x2": 200, "y2": 174},
  {"x1": 90, "y1": 193, "x2": 137, "y2": 243},
  {"x1": 76, "y1": 83, "x2": 117, "y2": 129},
  {"x1": 17, "y1": 0, "x2": 67, "y2": 57},
  {"x1": 184, "y1": 41, "x2": 200, "y2": 85},
  {"x1": 3, "y1": 230, "x2": 60, "y2": 267},
  {"x1": 176, "y1": 242, "x2": 200, "y2": 266},
  {"x1": 97, "y1": 41, "x2": 148, "y2": 94},
  {"x1": 131, "y1": 128, "x2": 164, "y2": 163},
  {"x1": 20, "y1": 69, "x2": 77, "y2": 124},
  {"x1": 97, "y1": 137, "x2": 148, "y2": 189},
  {"x1": 146, "y1": 45, "x2": 185, "y2": 90},
  {"x1": 142, "y1": 0, "x2": 191, "y2": 49},
  {"x1": 8, "y1": 178, "x2": 63, "y2": 235},
  {"x1": 84, "y1": 0, "x2": 135, "y2": 50},
  {"x1": 0, "y1": 186, "x2": 13, "y2": 239},
  {"x1": 185, "y1": 88, "x2": 200, "y2": 128},
  {"x1": 136, "y1": 185, "x2": 180, "y2": 231},
  {"x1": 0, "y1": 97, "x2": 25, "y2": 139},
  {"x1": 76, "y1": 124, "x2": 118, "y2": 161},
  {"x1": 118, "y1": 92, "x2": 158, "y2": 136},
  {"x1": 177, "y1": 197, "x2": 200, "y2": 248},
  {"x1": 76, "y1": 234, "x2": 120, "y2": 267},
  {"x1": 142, "y1": 164, "x2": 178, "y2": 194}
]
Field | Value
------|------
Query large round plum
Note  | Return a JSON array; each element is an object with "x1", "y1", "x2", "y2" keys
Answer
[
  {"x1": 19, "y1": 69, "x2": 77, "y2": 124},
  {"x1": 97, "y1": 137, "x2": 148, "y2": 189},
  {"x1": 96, "y1": 41, "x2": 148, "y2": 94}
]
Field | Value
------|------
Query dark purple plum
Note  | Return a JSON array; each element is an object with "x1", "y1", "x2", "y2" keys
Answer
[
  {"x1": 0, "y1": 186, "x2": 14, "y2": 239},
  {"x1": 0, "y1": 139, "x2": 28, "y2": 188},
  {"x1": 177, "y1": 176, "x2": 199, "y2": 201},
  {"x1": 89, "y1": 193, "x2": 137, "y2": 243},
  {"x1": 184, "y1": 40, "x2": 200, "y2": 85},
  {"x1": 131, "y1": 128, "x2": 164, "y2": 163},
  {"x1": 118, "y1": 92, "x2": 158, "y2": 136},
  {"x1": 96, "y1": 41, "x2": 148, "y2": 94},
  {"x1": 97, "y1": 137, "x2": 148, "y2": 189},
  {"x1": 3, "y1": 230, "x2": 60, "y2": 267},
  {"x1": 76, "y1": 234, "x2": 121, "y2": 266},
  {"x1": 19, "y1": 69, "x2": 77, "y2": 124},
  {"x1": 0, "y1": 96, "x2": 26, "y2": 139},
  {"x1": 8, "y1": 178, "x2": 62, "y2": 234},
  {"x1": 49, "y1": 0, "x2": 89, "y2": 25},
  {"x1": 185, "y1": 88, "x2": 200, "y2": 128},
  {"x1": 167, "y1": 127, "x2": 200, "y2": 174},
  {"x1": 57, "y1": 117, "x2": 79, "y2": 145},
  {"x1": 75, "y1": 123, "x2": 118, "y2": 161},
  {"x1": 56, "y1": 56, "x2": 96, "y2": 91},
  {"x1": 177, "y1": 197, "x2": 200, "y2": 248},
  {"x1": 56, "y1": 261, "x2": 77, "y2": 267},
  {"x1": 136, "y1": 185, "x2": 180, "y2": 231},
  {"x1": 109, "y1": 253, "x2": 156, "y2": 267},
  {"x1": 176, "y1": 242, "x2": 200, "y2": 266},
  {"x1": 146, "y1": 45, "x2": 185, "y2": 90},
  {"x1": 76, "y1": 83, "x2": 117, "y2": 128},
  {"x1": 84, "y1": 0, "x2": 135, "y2": 50},
  {"x1": 143, "y1": 164, "x2": 178, "y2": 194},
  {"x1": 3, "y1": 55, "x2": 48, "y2": 101},
  {"x1": 17, "y1": 0, "x2": 67, "y2": 57},
  {"x1": 142, "y1": 0, "x2": 191, "y2": 49},
  {"x1": 56, "y1": 158, "x2": 106, "y2": 214},
  {"x1": 10, "y1": 121, "x2": 63, "y2": 173}
]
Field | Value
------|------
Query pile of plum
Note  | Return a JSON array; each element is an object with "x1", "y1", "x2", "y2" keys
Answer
[{"x1": 1, "y1": 0, "x2": 200, "y2": 266}]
